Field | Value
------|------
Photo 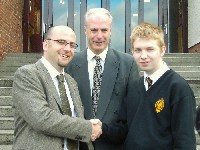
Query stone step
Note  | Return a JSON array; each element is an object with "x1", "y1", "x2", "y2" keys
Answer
[
  {"x1": 0, "y1": 130, "x2": 14, "y2": 145},
  {"x1": 0, "y1": 106, "x2": 14, "y2": 117},
  {"x1": 190, "y1": 84, "x2": 200, "y2": 97},
  {"x1": 0, "y1": 73, "x2": 15, "y2": 78},
  {"x1": 139, "y1": 71, "x2": 200, "y2": 81},
  {"x1": 0, "y1": 62, "x2": 35, "y2": 67},
  {"x1": 170, "y1": 66, "x2": 200, "y2": 71},
  {"x1": 0, "y1": 117, "x2": 14, "y2": 130},
  {"x1": 0, "y1": 79, "x2": 12, "y2": 87},
  {"x1": 176, "y1": 71, "x2": 200, "y2": 80},
  {"x1": 164, "y1": 58, "x2": 200, "y2": 66},
  {"x1": 164, "y1": 53, "x2": 200, "y2": 57},
  {"x1": 0, "y1": 96, "x2": 12, "y2": 106},
  {"x1": 0, "y1": 88, "x2": 12, "y2": 96},
  {"x1": 0, "y1": 145, "x2": 12, "y2": 150},
  {"x1": 0, "y1": 66, "x2": 20, "y2": 72},
  {"x1": 6, "y1": 53, "x2": 42, "y2": 57},
  {"x1": 1, "y1": 57, "x2": 38, "y2": 66}
]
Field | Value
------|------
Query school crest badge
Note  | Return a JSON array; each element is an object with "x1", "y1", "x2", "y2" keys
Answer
[{"x1": 155, "y1": 98, "x2": 164, "y2": 113}]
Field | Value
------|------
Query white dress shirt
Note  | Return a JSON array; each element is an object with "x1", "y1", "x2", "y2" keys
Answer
[
  {"x1": 41, "y1": 57, "x2": 76, "y2": 150},
  {"x1": 87, "y1": 48, "x2": 108, "y2": 95},
  {"x1": 144, "y1": 61, "x2": 170, "y2": 91}
]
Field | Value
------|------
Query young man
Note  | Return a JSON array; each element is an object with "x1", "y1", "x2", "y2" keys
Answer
[
  {"x1": 65, "y1": 8, "x2": 139, "y2": 150},
  {"x1": 121, "y1": 22, "x2": 196, "y2": 149},
  {"x1": 12, "y1": 26, "x2": 102, "y2": 150},
  {"x1": 100, "y1": 22, "x2": 196, "y2": 150}
]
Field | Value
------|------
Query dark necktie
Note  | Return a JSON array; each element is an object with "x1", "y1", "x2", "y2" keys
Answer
[
  {"x1": 92, "y1": 56, "x2": 102, "y2": 118},
  {"x1": 146, "y1": 77, "x2": 153, "y2": 89},
  {"x1": 56, "y1": 74, "x2": 77, "y2": 150},
  {"x1": 57, "y1": 74, "x2": 72, "y2": 116}
]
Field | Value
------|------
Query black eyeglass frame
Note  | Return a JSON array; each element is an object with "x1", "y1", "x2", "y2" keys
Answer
[{"x1": 46, "y1": 39, "x2": 78, "y2": 49}]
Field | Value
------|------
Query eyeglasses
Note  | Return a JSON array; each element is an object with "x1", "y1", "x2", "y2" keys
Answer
[{"x1": 46, "y1": 39, "x2": 78, "y2": 49}]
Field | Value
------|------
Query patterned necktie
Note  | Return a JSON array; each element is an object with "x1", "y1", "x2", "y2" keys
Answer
[
  {"x1": 57, "y1": 74, "x2": 77, "y2": 150},
  {"x1": 146, "y1": 77, "x2": 153, "y2": 89},
  {"x1": 57, "y1": 74, "x2": 72, "y2": 116},
  {"x1": 92, "y1": 56, "x2": 102, "y2": 118}
]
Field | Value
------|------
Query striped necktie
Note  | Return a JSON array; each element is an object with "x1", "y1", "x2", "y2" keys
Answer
[{"x1": 146, "y1": 77, "x2": 153, "y2": 89}]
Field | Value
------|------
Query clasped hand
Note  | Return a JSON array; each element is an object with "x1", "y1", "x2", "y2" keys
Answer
[{"x1": 90, "y1": 119, "x2": 102, "y2": 141}]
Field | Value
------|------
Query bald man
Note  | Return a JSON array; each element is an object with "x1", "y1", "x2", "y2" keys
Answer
[{"x1": 12, "y1": 26, "x2": 101, "y2": 150}]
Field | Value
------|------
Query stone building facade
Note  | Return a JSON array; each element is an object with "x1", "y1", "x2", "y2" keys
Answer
[{"x1": 0, "y1": 0, "x2": 24, "y2": 61}]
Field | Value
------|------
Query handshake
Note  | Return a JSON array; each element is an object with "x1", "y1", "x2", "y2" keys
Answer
[{"x1": 90, "y1": 119, "x2": 102, "y2": 141}]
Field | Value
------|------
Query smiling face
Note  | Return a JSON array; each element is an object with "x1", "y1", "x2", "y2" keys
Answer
[
  {"x1": 43, "y1": 26, "x2": 76, "y2": 73},
  {"x1": 132, "y1": 38, "x2": 165, "y2": 75},
  {"x1": 85, "y1": 13, "x2": 112, "y2": 55}
]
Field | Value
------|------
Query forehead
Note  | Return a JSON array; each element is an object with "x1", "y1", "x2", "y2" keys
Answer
[
  {"x1": 52, "y1": 29, "x2": 76, "y2": 41},
  {"x1": 86, "y1": 14, "x2": 111, "y2": 28},
  {"x1": 133, "y1": 38, "x2": 159, "y2": 47}
]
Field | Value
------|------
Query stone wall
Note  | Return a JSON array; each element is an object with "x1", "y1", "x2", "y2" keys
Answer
[{"x1": 0, "y1": 0, "x2": 24, "y2": 61}]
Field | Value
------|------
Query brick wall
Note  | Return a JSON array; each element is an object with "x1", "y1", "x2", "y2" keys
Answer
[{"x1": 0, "y1": 0, "x2": 24, "y2": 61}]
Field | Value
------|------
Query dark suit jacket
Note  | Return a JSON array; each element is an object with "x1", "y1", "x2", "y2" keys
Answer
[
  {"x1": 65, "y1": 49, "x2": 139, "y2": 150},
  {"x1": 12, "y1": 60, "x2": 93, "y2": 150}
]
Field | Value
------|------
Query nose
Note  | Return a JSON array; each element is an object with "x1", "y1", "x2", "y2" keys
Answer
[
  {"x1": 140, "y1": 50, "x2": 147, "y2": 59},
  {"x1": 96, "y1": 31, "x2": 103, "y2": 38}
]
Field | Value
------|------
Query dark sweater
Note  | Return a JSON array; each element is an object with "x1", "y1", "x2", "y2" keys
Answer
[{"x1": 103, "y1": 70, "x2": 196, "y2": 150}]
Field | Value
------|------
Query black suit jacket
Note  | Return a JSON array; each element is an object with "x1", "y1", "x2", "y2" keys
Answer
[{"x1": 65, "y1": 49, "x2": 139, "y2": 150}]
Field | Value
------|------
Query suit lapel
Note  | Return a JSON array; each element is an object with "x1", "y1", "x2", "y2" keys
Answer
[
  {"x1": 35, "y1": 60, "x2": 62, "y2": 111},
  {"x1": 71, "y1": 51, "x2": 93, "y2": 119},
  {"x1": 96, "y1": 49, "x2": 119, "y2": 119}
]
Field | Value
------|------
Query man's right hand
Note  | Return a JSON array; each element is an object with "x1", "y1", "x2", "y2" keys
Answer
[{"x1": 90, "y1": 119, "x2": 102, "y2": 141}]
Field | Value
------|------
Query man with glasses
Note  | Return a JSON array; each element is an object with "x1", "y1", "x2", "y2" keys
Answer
[
  {"x1": 12, "y1": 26, "x2": 102, "y2": 150},
  {"x1": 65, "y1": 8, "x2": 139, "y2": 150}
]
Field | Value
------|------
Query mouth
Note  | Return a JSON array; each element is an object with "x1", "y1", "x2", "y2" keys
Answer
[
  {"x1": 61, "y1": 54, "x2": 70, "y2": 58},
  {"x1": 94, "y1": 41, "x2": 104, "y2": 44}
]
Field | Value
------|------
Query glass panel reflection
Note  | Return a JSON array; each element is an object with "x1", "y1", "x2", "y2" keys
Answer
[
  {"x1": 110, "y1": 0, "x2": 125, "y2": 52},
  {"x1": 87, "y1": 0, "x2": 101, "y2": 9},
  {"x1": 74, "y1": 0, "x2": 80, "y2": 52},
  {"x1": 131, "y1": 0, "x2": 139, "y2": 29},
  {"x1": 53, "y1": 0, "x2": 68, "y2": 25},
  {"x1": 144, "y1": 0, "x2": 158, "y2": 25}
]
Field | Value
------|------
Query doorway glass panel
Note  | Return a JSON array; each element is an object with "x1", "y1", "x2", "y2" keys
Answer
[
  {"x1": 110, "y1": 0, "x2": 125, "y2": 52},
  {"x1": 53, "y1": 0, "x2": 68, "y2": 25},
  {"x1": 74, "y1": 0, "x2": 81, "y2": 52},
  {"x1": 144, "y1": 0, "x2": 158, "y2": 25},
  {"x1": 131, "y1": 0, "x2": 139, "y2": 29},
  {"x1": 87, "y1": 0, "x2": 101, "y2": 9}
]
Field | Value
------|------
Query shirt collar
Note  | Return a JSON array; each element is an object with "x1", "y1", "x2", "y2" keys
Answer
[
  {"x1": 144, "y1": 61, "x2": 170, "y2": 83},
  {"x1": 41, "y1": 57, "x2": 64, "y2": 79},
  {"x1": 87, "y1": 47, "x2": 108, "y2": 62}
]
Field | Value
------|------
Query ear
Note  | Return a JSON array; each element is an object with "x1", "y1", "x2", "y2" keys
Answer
[
  {"x1": 160, "y1": 46, "x2": 166, "y2": 57},
  {"x1": 43, "y1": 40, "x2": 48, "y2": 51}
]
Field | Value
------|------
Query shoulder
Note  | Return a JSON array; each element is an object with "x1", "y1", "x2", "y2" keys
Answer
[
  {"x1": 15, "y1": 63, "x2": 37, "y2": 76},
  {"x1": 111, "y1": 49, "x2": 134, "y2": 60},
  {"x1": 165, "y1": 70, "x2": 194, "y2": 97}
]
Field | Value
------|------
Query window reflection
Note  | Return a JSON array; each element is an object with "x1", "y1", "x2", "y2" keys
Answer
[
  {"x1": 53, "y1": 0, "x2": 68, "y2": 25},
  {"x1": 131, "y1": 0, "x2": 138, "y2": 29},
  {"x1": 144, "y1": 0, "x2": 158, "y2": 25},
  {"x1": 74, "y1": 0, "x2": 80, "y2": 52},
  {"x1": 110, "y1": 0, "x2": 125, "y2": 52},
  {"x1": 87, "y1": 0, "x2": 101, "y2": 9}
]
